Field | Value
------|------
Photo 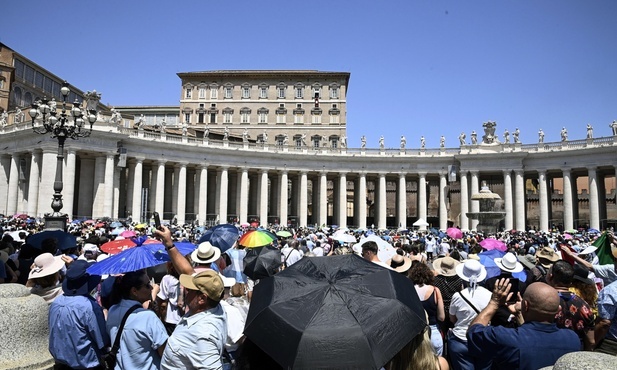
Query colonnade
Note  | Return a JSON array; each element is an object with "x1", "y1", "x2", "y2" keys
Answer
[{"x1": 2, "y1": 146, "x2": 615, "y2": 232}]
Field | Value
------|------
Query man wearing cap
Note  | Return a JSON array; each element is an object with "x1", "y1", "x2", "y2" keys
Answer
[
  {"x1": 160, "y1": 270, "x2": 228, "y2": 369},
  {"x1": 467, "y1": 280, "x2": 580, "y2": 369},
  {"x1": 48, "y1": 260, "x2": 109, "y2": 369}
]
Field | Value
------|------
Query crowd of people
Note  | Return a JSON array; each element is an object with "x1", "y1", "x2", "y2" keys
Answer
[{"x1": 1, "y1": 212, "x2": 617, "y2": 369}]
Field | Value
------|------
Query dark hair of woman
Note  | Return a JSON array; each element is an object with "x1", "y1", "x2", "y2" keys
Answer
[
  {"x1": 408, "y1": 262, "x2": 434, "y2": 285},
  {"x1": 107, "y1": 269, "x2": 148, "y2": 307}
]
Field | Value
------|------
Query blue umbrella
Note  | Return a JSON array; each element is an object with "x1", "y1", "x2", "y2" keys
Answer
[
  {"x1": 110, "y1": 221, "x2": 123, "y2": 228},
  {"x1": 27, "y1": 230, "x2": 77, "y2": 250},
  {"x1": 588, "y1": 228, "x2": 600, "y2": 234},
  {"x1": 479, "y1": 250, "x2": 526, "y2": 282},
  {"x1": 198, "y1": 224, "x2": 240, "y2": 252},
  {"x1": 110, "y1": 227, "x2": 125, "y2": 236},
  {"x1": 87, "y1": 236, "x2": 196, "y2": 275}
]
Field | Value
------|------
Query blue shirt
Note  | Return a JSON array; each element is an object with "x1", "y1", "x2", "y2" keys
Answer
[
  {"x1": 467, "y1": 321, "x2": 580, "y2": 369},
  {"x1": 598, "y1": 280, "x2": 617, "y2": 340},
  {"x1": 49, "y1": 294, "x2": 109, "y2": 368},
  {"x1": 107, "y1": 299, "x2": 169, "y2": 370}
]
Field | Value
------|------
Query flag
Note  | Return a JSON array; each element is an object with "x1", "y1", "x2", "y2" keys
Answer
[{"x1": 592, "y1": 232, "x2": 614, "y2": 265}]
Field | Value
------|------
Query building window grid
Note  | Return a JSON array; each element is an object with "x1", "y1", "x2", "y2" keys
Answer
[
  {"x1": 277, "y1": 86, "x2": 286, "y2": 99},
  {"x1": 259, "y1": 86, "x2": 268, "y2": 99},
  {"x1": 185, "y1": 88, "x2": 192, "y2": 99},
  {"x1": 330, "y1": 86, "x2": 339, "y2": 99},
  {"x1": 210, "y1": 87, "x2": 218, "y2": 99},
  {"x1": 295, "y1": 86, "x2": 304, "y2": 99},
  {"x1": 242, "y1": 86, "x2": 250, "y2": 99},
  {"x1": 198, "y1": 87, "x2": 206, "y2": 99},
  {"x1": 224, "y1": 86, "x2": 233, "y2": 99},
  {"x1": 184, "y1": 113, "x2": 191, "y2": 124}
]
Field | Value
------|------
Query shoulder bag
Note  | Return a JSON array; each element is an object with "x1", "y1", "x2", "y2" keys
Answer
[{"x1": 101, "y1": 305, "x2": 141, "y2": 370}]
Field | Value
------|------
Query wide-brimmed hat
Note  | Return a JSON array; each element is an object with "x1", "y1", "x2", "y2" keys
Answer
[
  {"x1": 494, "y1": 252, "x2": 524, "y2": 273},
  {"x1": 535, "y1": 247, "x2": 559, "y2": 268},
  {"x1": 386, "y1": 254, "x2": 412, "y2": 273},
  {"x1": 455, "y1": 259, "x2": 487, "y2": 283},
  {"x1": 28, "y1": 253, "x2": 65, "y2": 279},
  {"x1": 191, "y1": 242, "x2": 221, "y2": 265},
  {"x1": 517, "y1": 254, "x2": 537, "y2": 270},
  {"x1": 180, "y1": 270, "x2": 224, "y2": 302},
  {"x1": 432, "y1": 256, "x2": 461, "y2": 276},
  {"x1": 62, "y1": 260, "x2": 101, "y2": 296},
  {"x1": 572, "y1": 264, "x2": 594, "y2": 285}
]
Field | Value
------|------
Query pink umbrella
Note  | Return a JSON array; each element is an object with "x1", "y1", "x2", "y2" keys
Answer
[
  {"x1": 120, "y1": 230, "x2": 137, "y2": 238},
  {"x1": 446, "y1": 227, "x2": 463, "y2": 239},
  {"x1": 479, "y1": 238, "x2": 507, "y2": 252}
]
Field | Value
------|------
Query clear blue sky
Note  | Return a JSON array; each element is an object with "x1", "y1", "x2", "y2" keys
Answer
[{"x1": 3, "y1": 1, "x2": 616, "y2": 148}]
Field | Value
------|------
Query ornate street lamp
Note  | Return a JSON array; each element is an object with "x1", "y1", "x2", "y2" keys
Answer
[{"x1": 29, "y1": 81, "x2": 100, "y2": 230}]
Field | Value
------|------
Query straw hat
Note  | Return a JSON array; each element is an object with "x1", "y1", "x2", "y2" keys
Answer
[
  {"x1": 432, "y1": 256, "x2": 461, "y2": 277},
  {"x1": 535, "y1": 247, "x2": 559, "y2": 268},
  {"x1": 494, "y1": 252, "x2": 524, "y2": 273},
  {"x1": 191, "y1": 242, "x2": 221, "y2": 265},
  {"x1": 386, "y1": 254, "x2": 412, "y2": 273},
  {"x1": 28, "y1": 253, "x2": 65, "y2": 280}
]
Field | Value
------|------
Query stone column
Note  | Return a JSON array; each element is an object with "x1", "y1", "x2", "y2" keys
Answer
[
  {"x1": 239, "y1": 168, "x2": 249, "y2": 225},
  {"x1": 514, "y1": 170, "x2": 526, "y2": 231},
  {"x1": 155, "y1": 161, "x2": 166, "y2": 217},
  {"x1": 356, "y1": 173, "x2": 367, "y2": 229},
  {"x1": 503, "y1": 170, "x2": 513, "y2": 231},
  {"x1": 397, "y1": 173, "x2": 407, "y2": 230},
  {"x1": 439, "y1": 173, "x2": 448, "y2": 230},
  {"x1": 562, "y1": 168, "x2": 574, "y2": 231},
  {"x1": 6, "y1": 153, "x2": 20, "y2": 215},
  {"x1": 279, "y1": 171, "x2": 288, "y2": 227},
  {"x1": 588, "y1": 167, "x2": 600, "y2": 230},
  {"x1": 217, "y1": 166, "x2": 229, "y2": 224},
  {"x1": 299, "y1": 171, "x2": 308, "y2": 227},
  {"x1": 470, "y1": 171, "x2": 480, "y2": 231},
  {"x1": 377, "y1": 173, "x2": 387, "y2": 230},
  {"x1": 259, "y1": 169, "x2": 269, "y2": 226},
  {"x1": 176, "y1": 163, "x2": 187, "y2": 225},
  {"x1": 0, "y1": 155, "x2": 10, "y2": 215},
  {"x1": 197, "y1": 165, "x2": 208, "y2": 225},
  {"x1": 92, "y1": 156, "x2": 106, "y2": 219},
  {"x1": 418, "y1": 172, "x2": 427, "y2": 230},
  {"x1": 103, "y1": 154, "x2": 115, "y2": 217},
  {"x1": 27, "y1": 151, "x2": 41, "y2": 217},
  {"x1": 459, "y1": 171, "x2": 469, "y2": 230},
  {"x1": 538, "y1": 170, "x2": 549, "y2": 232},
  {"x1": 171, "y1": 165, "x2": 180, "y2": 216},
  {"x1": 318, "y1": 171, "x2": 328, "y2": 227},
  {"x1": 132, "y1": 159, "x2": 144, "y2": 222},
  {"x1": 113, "y1": 166, "x2": 121, "y2": 219},
  {"x1": 64, "y1": 149, "x2": 77, "y2": 220},
  {"x1": 126, "y1": 161, "x2": 135, "y2": 218},
  {"x1": 338, "y1": 172, "x2": 347, "y2": 228}
]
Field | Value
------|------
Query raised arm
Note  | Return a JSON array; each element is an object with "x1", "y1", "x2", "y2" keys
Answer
[{"x1": 154, "y1": 226, "x2": 195, "y2": 275}]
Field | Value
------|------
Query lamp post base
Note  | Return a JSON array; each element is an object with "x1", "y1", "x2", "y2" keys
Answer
[{"x1": 44, "y1": 214, "x2": 67, "y2": 231}]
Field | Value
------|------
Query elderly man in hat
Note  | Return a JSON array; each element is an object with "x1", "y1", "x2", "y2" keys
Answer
[
  {"x1": 48, "y1": 260, "x2": 109, "y2": 369},
  {"x1": 533, "y1": 246, "x2": 560, "y2": 283},
  {"x1": 160, "y1": 270, "x2": 228, "y2": 369},
  {"x1": 467, "y1": 280, "x2": 580, "y2": 369}
]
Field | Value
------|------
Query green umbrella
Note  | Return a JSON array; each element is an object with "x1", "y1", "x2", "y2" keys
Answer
[{"x1": 276, "y1": 230, "x2": 293, "y2": 238}]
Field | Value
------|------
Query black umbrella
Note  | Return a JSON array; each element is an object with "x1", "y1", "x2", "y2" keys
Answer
[
  {"x1": 243, "y1": 245, "x2": 282, "y2": 280},
  {"x1": 244, "y1": 254, "x2": 426, "y2": 369},
  {"x1": 26, "y1": 230, "x2": 77, "y2": 250}
]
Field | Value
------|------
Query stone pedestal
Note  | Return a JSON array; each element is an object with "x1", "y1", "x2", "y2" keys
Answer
[{"x1": 0, "y1": 284, "x2": 54, "y2": 369}]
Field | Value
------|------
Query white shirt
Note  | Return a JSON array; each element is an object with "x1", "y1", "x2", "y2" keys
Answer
[
  {"x1": 312, "y1": 246, "x2": 324, "y2": 257},
  {"x1": 425, "y1": 239, "x2": 436, "y2": 252},
  {"x1": 220, "y1": 300, "x2": 246, "y2": 352},
  {"x1": 157, "y1": 274, "x2": 183, "y2": 324},
  {"x1": 449, "y1": 286, "x2": 492, "y2": 341},
  {"x1": 283, "y1": 248, "x2": 303, "y2": 267}
]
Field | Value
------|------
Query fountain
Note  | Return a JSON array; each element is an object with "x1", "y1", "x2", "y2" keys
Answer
[{"x1": 466, "y1": 181, "x2": 506, "y2": 234}]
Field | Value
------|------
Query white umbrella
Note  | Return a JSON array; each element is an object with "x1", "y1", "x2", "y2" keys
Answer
[
  {"x1": 334, "y1": 233, "x2": 357, "y2": 244},
  {"x1": 412, "y1": 218, "x2": 429, "y2": 227},
  {"x1": 354, "y1": 235, "x2": 397, "y2": 262}
]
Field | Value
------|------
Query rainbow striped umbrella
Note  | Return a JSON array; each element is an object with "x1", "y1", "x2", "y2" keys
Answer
[{"x1": 239, "y1": 230, "x2": 277, "y2": 248}]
